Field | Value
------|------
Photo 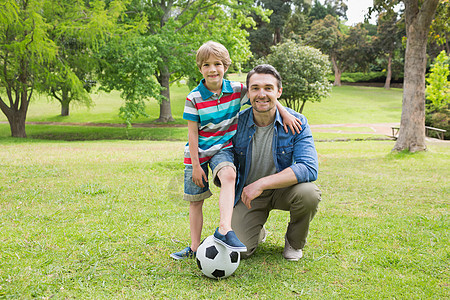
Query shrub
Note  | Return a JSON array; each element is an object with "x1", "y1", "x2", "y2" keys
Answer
[
  {"x1": 426, "y1": 50, "x2": 450, "y2": 112},
  {"x1": 425, "y1": 108, "x2": 450, "y2": 140},
  {"x1": 263, "y1": 40, "x2": 332, "y2": 113}
]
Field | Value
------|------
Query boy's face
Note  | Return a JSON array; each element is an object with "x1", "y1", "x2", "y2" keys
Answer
[{"x1": 200, "y1": 54, "x2": 228, "y2": 92}]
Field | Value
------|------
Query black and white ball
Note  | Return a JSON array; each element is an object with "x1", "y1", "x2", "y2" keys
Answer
[{"x1": 196, "y1": 235, "x2": 240, "y2": 279}]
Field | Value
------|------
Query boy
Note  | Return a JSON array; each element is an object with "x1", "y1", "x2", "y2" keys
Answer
[{"x1": 170, "y1": 41, "x2": 301, "y2": 259}]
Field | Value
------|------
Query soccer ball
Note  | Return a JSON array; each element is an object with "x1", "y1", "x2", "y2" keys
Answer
[{"x1": 196, "y1": 235, "x2": 240, "y2": 279}]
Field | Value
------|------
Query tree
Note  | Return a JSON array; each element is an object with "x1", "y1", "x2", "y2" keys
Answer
[
  {"x1": 247, "y1": 0, "x2": 293, "y2": 59},
  {"x1": 283, "y1": 0, "x2": 312, "y2": 41},
  {"x1": 371, "y1": 0, "x2": 440, "y2": 152},
  {"x1": 0, "y1": 0, "x2": 126, "y2": 137},
  {"x1": 343, "y1": 23, "x2": 375, "y2": 73},
  {"x1": 0, "y1": 0, "x2": 57, "y2": 137},
  {"x1": 99, "y1": 0, "x2": 267, "y2": 125},
  {"x1": 374, "y1": 10, "x2": 404, "y2": 89},
  {"x1": 41, "y1": 0, "x2": 126, "y2": 116},
  {"x1": 429, "y1": 0, "x2": 450, "y2": 54},
  {"x1": 309, "y1": 0, "x2": 347, "y2": 22},
  {"x1": 305, "y1": 15, "x2": 344, "y2": 85},
  {"x1": 264, "y1": 40, "x2": 332, "y2": 113}
]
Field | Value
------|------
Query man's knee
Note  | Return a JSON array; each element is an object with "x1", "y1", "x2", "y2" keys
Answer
[{"x1": 290, "y1": 183, "x2": 321, "y2": 213}]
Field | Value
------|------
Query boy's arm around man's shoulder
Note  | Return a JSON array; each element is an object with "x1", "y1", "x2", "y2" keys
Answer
[{"x1": 288, "y1": 112, "x2": 319, "y2": 183}]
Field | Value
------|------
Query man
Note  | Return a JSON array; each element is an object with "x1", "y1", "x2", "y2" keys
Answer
[{"x1": 230, "y1": 64, "x2": 321, "y2": 260}]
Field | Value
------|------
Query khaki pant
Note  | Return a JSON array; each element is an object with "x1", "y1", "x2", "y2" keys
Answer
[{"x1": 231, "y1": 182, "x2": 321, "y2": 259}]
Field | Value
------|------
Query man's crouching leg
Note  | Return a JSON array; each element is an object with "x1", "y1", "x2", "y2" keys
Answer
[
  {"x1": 231, "y1": 195, "x2": 271, "y2": 259},
  {"x1": 273, "y1": 182, "x2": 321, "y2": 251}
]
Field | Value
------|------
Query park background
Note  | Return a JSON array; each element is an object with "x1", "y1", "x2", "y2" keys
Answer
[{"x1": 1, "y1": 0, "x2": 449, "y2": 298}]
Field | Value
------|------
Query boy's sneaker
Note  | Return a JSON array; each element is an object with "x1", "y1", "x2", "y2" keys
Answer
[
  {"x1": 213, "y1": 228, "x2": 247, "y2": 252},
  {"x1": 170, "y1": 247, "x2": 196, "y2": 260},
  {"x1": 282, "y1": 235, "x2": 303, "y2": 261}
]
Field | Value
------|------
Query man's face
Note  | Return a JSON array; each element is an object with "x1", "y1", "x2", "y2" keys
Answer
[{"x1": 247, "y1": 73, "x2": 282, "y2": 113}]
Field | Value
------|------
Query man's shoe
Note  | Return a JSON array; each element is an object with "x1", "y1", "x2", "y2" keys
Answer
[
  {"x1": 213, "y1": 228, "x2": 247, "y2": 252},
  {"x1": 282, "y1": 235, "x2": 303, "y2": 261},
  {"x1": 170, "y1": 247, "x2": 196, "y2": 260},
  {"x1": 259, "y1": 226, "x2": 268, "y2": 243}
]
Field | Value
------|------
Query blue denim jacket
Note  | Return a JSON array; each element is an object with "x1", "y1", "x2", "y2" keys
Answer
[{"x1": 230, "y1": 107, "x2": 318, "y2": 206}]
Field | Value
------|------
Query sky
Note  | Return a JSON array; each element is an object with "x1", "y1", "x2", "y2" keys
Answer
[{"x1": 344, "y1": 0, "x2": 376, "y2": 25}]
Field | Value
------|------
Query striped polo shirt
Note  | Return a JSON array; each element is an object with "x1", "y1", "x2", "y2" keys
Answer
[{"x1": 183, "y1": 79, "x2": 249, "y2": 165}]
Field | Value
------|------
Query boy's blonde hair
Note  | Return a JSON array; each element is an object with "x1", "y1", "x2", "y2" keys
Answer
[{"x1": 196, "y1": 41, "x2": 231, "y2": 70}]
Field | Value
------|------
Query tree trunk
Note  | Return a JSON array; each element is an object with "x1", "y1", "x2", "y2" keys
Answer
[
  {"x1": 273, "y1": 27, "x2": 282, "y2": 45},
  {"x1": 299, "y1": 100, "x2": 307, "y2": 114},
  {"x1": 384, "y1": 52, "x2": 392, "y2": 89},
  {"x1": 8, "y1": 112, "x2": 27, "y2": 138},
  {"x1": 61, "y1": 88, "x2": 70, "y2": 116},
  {"x1": 156, "y1": 66, "x2": 175, "y2": 123},
  {"x1": 0, "y1": 90, "x2": 30, "y2": 138},
  {"x1": 331, "y1": 55, "x2": 342, "y2": 86},
  {"x1": 393, "y1": 0, "x2": 439, "y2": 152},
  {"x1": 445, "y1": 32, "x2": 449, "y2": 54}
]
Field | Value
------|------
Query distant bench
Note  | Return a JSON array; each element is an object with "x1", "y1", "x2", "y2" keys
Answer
[{"x1": 391, "y1": 126, "x2": 447, "y2": 140}]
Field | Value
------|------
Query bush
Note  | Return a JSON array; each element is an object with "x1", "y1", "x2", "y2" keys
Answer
[
  {"x1": 425, "y1": 50, "x2": 450, "y2": 112},
  {"x1": 263, "y1": 40, "x2": 332, "y2": 113},
  {"x1": 426, "y1": 108, "x2": 450, "y2": 140}
]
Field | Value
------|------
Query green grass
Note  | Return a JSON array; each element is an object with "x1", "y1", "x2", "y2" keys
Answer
[
  {"x1": 1, "y1": 83, "x2": 402, "y2": 141},
  {"x1": 0, "y1": 83, "x2": 402, "y2": 126},
  {"x1": 0, "y1": 87, "x2": 190, "y2": 125},
  {"x1": 0, "y1": 139, "x2": 448, "y2": 298},
  {"x1": 301, "y1": 85, "x2": 403, "y2": 125}
]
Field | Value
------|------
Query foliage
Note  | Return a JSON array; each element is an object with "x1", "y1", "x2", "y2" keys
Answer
[
  {"x1": 425, "y1": 108, "x2": 450, "y2": 139},
  {"x1": 309, "y1": 0, "x2": 348, "y2": 21},
  {"x1": 342, "y1": 24, "x2": 375, "y2": 72},
  {"x1": 0, "y1": 0, "x2": 128, "y2": 137},
  {"x1": 97, "y1": 35, "x2": 162, "y2": 126},
  {"x1": 426, "y1": 50, "x2": 450, "y2": 112},
  {"x1": 40, "y1": 0, "x2": 128, "y2": 116},
  {"x1": 305, "y1": 14, "x2": 373, "y2": 85},
  {"x1": 0, "y1": 0, "x2": 58, "y2": 137},
  {"x1": 263, "y1": 40, "x2": 332, "y2": 113},
  {"x1": 373, "y1": 9, "x2": 405, "y2": 88},
  {"x1": 429, "y1": 0, "x2": 450, "y2": 54},
  {"x1": 98, "y1": 0, "x2": 268, "y2": 124}
]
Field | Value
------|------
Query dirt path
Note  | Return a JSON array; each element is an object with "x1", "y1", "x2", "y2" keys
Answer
[
  {"x1": 309, "y1": 123, "x2": 399, "y2": 136},
  {"x1": 2, "y1": 121, "x2": 447, "y2": 142}
]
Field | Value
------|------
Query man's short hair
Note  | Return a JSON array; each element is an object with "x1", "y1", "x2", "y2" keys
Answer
[
  {"x1": 246, "y1": 64, "x2": 282, "y2": 90},
  {"x1": 196, "y1": 41, "x2": 231, "y2": 70}
]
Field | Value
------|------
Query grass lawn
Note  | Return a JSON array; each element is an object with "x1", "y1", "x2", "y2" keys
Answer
[
  {"x1": 0, "y1": 139, "x2": 448, "y2": 298},
  {"x1": 0, "y1": 83, "x2": 402, "y2": 141},
  {"x1": 0, "y1": 83, "x2": 402, "y2": 126}
]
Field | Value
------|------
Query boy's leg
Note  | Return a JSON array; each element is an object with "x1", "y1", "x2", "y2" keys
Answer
[
  {"x1": 171, "y1": 164, "x2": 211, "y2": 259},
  {"x1": 210, "y1": 149, "x2": 246, "y2": 252},
  {"x1": 189, "y1": 200, "x2": 204, "y2": 251},
  {"x1": 216, "y1": 166, "x2": 235, "y2": 235}
]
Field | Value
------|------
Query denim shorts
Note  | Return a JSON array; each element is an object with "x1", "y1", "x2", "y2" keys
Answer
[{"x1": 184, "y1": 148, "x2": 235, "y2": 202}]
